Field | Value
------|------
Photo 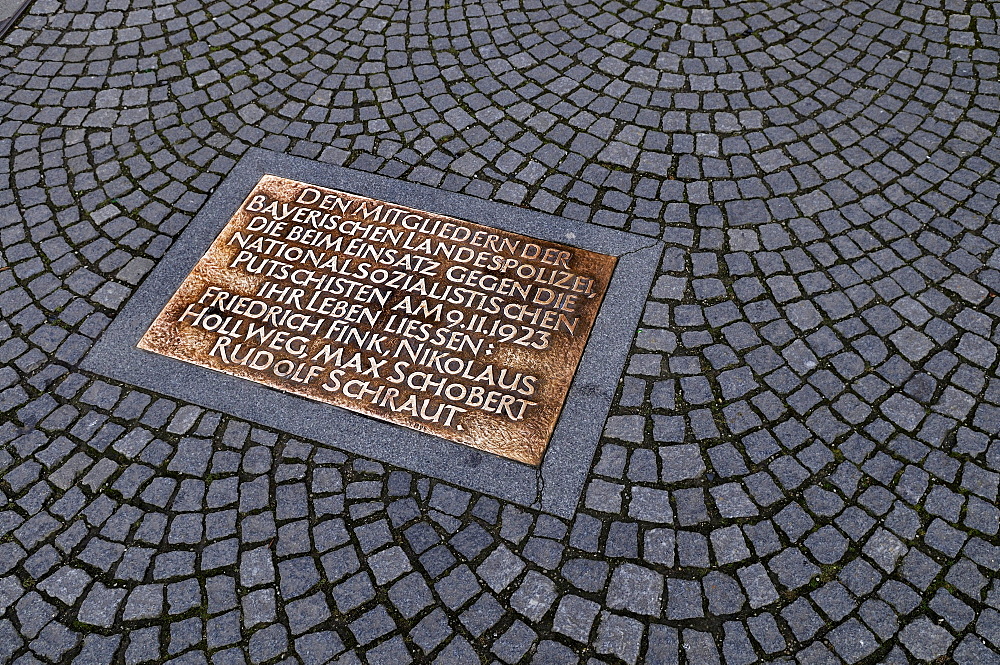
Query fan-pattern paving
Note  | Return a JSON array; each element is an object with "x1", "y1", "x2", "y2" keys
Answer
[{"x1": 2, "y1": 0, "x2": 1000, "y2": 663}]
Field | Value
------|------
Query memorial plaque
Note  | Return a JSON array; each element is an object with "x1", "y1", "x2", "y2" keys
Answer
[{"x1": 139, "y1": 175, "x2": 617, "y2": 465}]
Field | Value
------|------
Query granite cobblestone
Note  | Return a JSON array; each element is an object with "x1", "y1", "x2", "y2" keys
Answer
[{"x1": 3, "y1": 0, "x2": 1000, "y2": 662}]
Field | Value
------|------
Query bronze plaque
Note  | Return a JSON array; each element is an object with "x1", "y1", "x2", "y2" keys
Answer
[{"x1": 139, "y1": 175, "x2": 617, "y2": 465}]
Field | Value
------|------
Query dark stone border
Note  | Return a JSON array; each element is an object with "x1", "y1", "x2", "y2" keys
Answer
[
  {"x1": 83, "y1": 148, "x2": 662, "y2": 518},
  {"x1": 0, "y1": 0, "x2": 32, "y2": 39}
]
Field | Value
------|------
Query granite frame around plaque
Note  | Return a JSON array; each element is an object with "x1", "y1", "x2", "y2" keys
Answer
[{"x1": 83, "y1": 148, "x2": 663, "y2": 518}]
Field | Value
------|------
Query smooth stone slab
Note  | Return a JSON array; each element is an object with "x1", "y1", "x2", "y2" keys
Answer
[
  {"x1": 83, "y1": 147, "x2": 663, "y2": 518},
  {"x1": 138, "y1": 175, "x2": 618, "y2": 466},
  {"x1": 0, "y1": 0, "x2": 30, "y2": 37}
]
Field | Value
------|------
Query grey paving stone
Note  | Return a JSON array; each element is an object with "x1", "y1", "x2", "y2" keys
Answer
[
  {"x1": 295, "y1": 631, "x2": 345, "y2": 665},
  {"x1": 673, "y1": 488, "x2": 710, "y2": 526},
  {"x1": 629, "y1": 486, "x2": 672, "y2": 523},
  {"x1": 36, "y1": 566, "x2": 91, "y2": 605},
  {"x1": 946, "y1": 558, "x2": 988, "y2": 601},
  {"x1": 769, "y1": 548, "x2": 819, "y2": 590},
  {"x1": 659, "y1": 444, "x2": 705, "y2": 483},
  {"x1": 737, "y1": 563, "x2": 779, "y2": 609},
  {"x1": 240, "y1": 547, "x2": 275, "y2": 589},
  {"x1": 332, "y1": 571, "x2": 374, "y2": 613},
  {"x1": 459, "y1": 592, "x2": 503, "y2": 637},
  {"x1": 710, "y1": 526, "x2": 751, "y2": 565},
  {"x1": 276, "y1": 557, "x2": 320, "y2": 600},
  {"x1": 167, "y1": 438, "x2": 212, "y2": 476},
  {"x1": 167, "y1": 618, "x2": 204, "y2": 654},
  {"x1": 77, "y1": 583, "x2": 126, "y2": 628},
  {"x1": 864, "y1": 528, "x2": 908, "y2": 572},
  {"x1": 880, "y1": 580, "x2": 922, "y2": 616},
  {"x1": 4, "y1": 3, "x2": 1000, "y2": 662},
  {"x1": 925, "y1": 518, "x2": 969, "y2": 557},
  {"x1": 552, "y1": 595, "x2": 599, "y2": 643},
  {"x1": 435, "y1": 565, "x2": 480, "y2": 611},
  {"x1": 435, "y1": 635, "x2": 479, "y2": 665},
  {"x1": 242, "y1": 589, "x2": 276, "y2": 629},
  {"x1": 285, "y1": 592, "x2": 331, "y2": 636},
  {"x1": 378, "y1": 574, "x2": 428, "y2": 621},
  {"x1": 364, "y1": 635, "x2": 411, "y2": 665},
  {"x1": 410, "y1": 608, "x2": 451, "y2": 654},
  {"x1": 71, "y1": 633, "x2": 122, "y2": 665},
  {"x1": 666, "y1": 578, "x2": 704, "y2": 620},
  {"x1": 900, "y1": 616, "x2": 954, "y2": 661},
  {"x1": 429, "y1": 484, "x2": 471, "y2": 517},
  {"x1": 247, "y1": 624, "x2": 286, "y2": 664},
  {"x1": 123, "y1": 584, "x2": 163, "y2": 621},
  {"x1": 746, "y1": 612, "x2": 785, "y2": 654},
  {"x1": 827, "y1": 618, "x2": 878, "y2": 663},
  {"x1": 676, "y1": 531, "x2": 710, "y2": 569},
  {"x1": 595, "y1": 611, "x2": 643, "y2": 665},
  {"x1": 30, "y1": 622, "x2": 81, "y2": 662},
  {"x1": 476, "y1": 546, "x2": 525, "y2": 593},
  {"x1": 531, "y1": 640, "x2": 578, "y2": 665},
  {"x1": 585, "y1": 479, "x2": 623, "y2": 513},
  {"x1": 606, "y1": 563, "x2": 663, "y2": 617},
  {"x1": 124, "y1": 625, "x2": 162, "y2": 665},
  {"x1": 349, "y1": 605, "x2": 395, "y2": 646},
  {"x1": 510, "y1": 571, "x2": 556, "y2": 623},
  {"x1": 491, "y1": 620, "x2": 536, "y2": 664},
  {"x1": 682, "y1": 628, "x2": 721, "y2": 665},
  {"x1": 804, "y1": 525, "x2": 849, "y2": 565}
]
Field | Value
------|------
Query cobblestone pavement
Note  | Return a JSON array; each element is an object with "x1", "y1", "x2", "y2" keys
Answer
[{"x1": 2, "y1": 0, "x2": 1000, "y2": 663}]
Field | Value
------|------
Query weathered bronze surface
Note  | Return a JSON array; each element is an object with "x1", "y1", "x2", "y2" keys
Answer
[{"x1": 139, "y1": 175, "x2": 617, "y2": 465}]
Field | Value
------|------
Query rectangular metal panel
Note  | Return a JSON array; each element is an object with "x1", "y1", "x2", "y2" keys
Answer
[{"x1": 139, "y1": 175, "x2": 616, "y2": 465}]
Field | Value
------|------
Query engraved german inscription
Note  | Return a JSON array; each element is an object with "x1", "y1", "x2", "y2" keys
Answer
[{"x1": 139, "y1": 175, "x2": 617, "y2": 465}]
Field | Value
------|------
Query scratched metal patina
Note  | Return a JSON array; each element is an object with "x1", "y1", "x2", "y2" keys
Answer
[{"x1": 139, "y1": 175, "x2": 617, "y2": 465}]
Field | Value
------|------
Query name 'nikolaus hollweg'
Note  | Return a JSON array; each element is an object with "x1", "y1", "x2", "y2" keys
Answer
[{"x1": 207, "y1": 330, "x2": 540, "y2": 426}]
